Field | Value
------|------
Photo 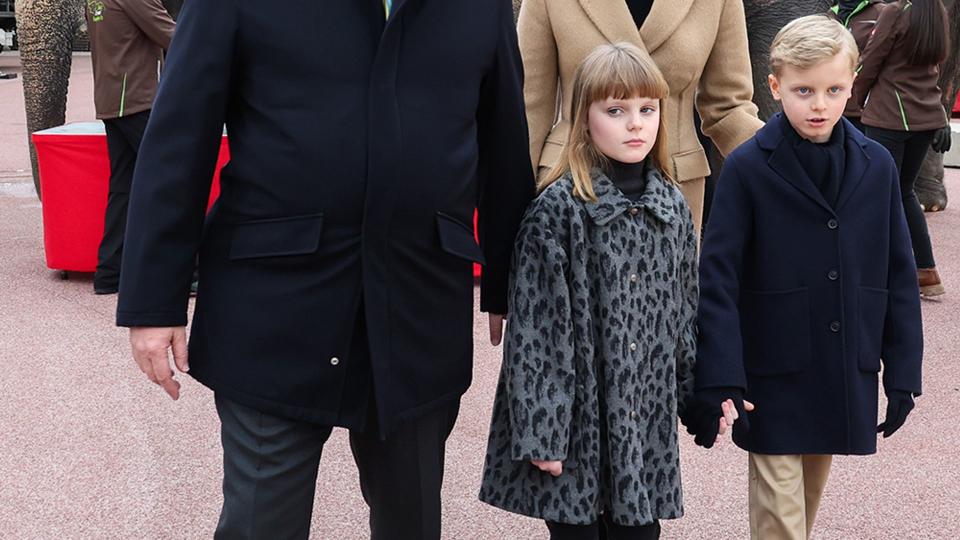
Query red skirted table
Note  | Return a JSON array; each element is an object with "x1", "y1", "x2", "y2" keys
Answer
[{"x1": 32, "y1": 122, "x2": 226, "y2": 274}]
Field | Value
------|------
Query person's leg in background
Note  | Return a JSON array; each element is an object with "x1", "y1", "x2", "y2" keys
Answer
[
  {"x1": 865, "y1": 126, "x2": 942, "y2": 295},
  {"x1": 94, "y1": 110, "x2": 150, "y2": 294}
]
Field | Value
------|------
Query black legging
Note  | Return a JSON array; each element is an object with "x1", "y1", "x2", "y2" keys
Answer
[
  {"x1": 864, "y1": 126, "x2": 937, "y2": 269},
  {"x1": 546, "y1": 515, "x2": 660, "y2": 540}
]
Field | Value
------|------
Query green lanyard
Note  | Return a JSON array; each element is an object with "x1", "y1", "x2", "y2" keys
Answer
[{"x1": 830, "y1": 0, "x2": 872, "y2": 27}]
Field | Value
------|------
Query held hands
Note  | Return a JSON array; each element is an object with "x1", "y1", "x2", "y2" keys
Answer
[
  {"x1": 684, "y1": 387, "x2": 755, "y2": 449},
  {"x1": 531, "y1": 459, "x2": 563, "y2": 477},
  {"x1": 130, "y1": 326, "x2": 189, "y2": 400}
]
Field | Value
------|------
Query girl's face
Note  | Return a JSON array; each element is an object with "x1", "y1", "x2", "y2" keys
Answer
[{"x1": 587, "y1": 96, "x2": 660, "y2": 164}]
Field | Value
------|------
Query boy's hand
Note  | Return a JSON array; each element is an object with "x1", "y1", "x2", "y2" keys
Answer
[
  {"x1": 877, "y1": 390, "x2": 915, "y2": 438},
  {"x1": 685, "y1": 388, "x2": 754, "y2": 448},
  {"x1": 531, "y1": 460, "x2": 563, "y2": 477}
]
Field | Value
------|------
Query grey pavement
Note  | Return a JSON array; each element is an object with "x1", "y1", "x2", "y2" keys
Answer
[{"x1": 1, "y1": 52, "x2": 959, "y2": 539}]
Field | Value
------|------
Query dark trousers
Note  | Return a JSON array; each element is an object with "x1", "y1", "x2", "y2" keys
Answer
[
  {"x1": 546, "y1": 516, "x2": 661, "y2": 540},
  {"x1": 864, "y1": 126, "x2": 937, "y2": 268},
  {"x1": 95, "y1": 110, "x2": 150, "y2": 288},
  {"x1": 214, "y1": 395, "x2": 460, "y2": 540}
]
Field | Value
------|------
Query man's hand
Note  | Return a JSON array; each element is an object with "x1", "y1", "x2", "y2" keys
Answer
[
  {"x1": 130, "y1": 326, "x2": 189, "y2": 400},
  {"x1": 531, "y1": 460, "x2": 563, "y2": 477},
  {"x1": 489, "y1": 313, "x2": 505, "y2": 346}
]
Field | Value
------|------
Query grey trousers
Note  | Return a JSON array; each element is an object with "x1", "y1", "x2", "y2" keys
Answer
[{"x1": 214, "y1": 395, "x2": 460, "y2": 540}]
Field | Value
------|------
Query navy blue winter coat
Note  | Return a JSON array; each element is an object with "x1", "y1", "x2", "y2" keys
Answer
[{"x1": 695, "y1": 114, "x2": 922, "y2": 455}]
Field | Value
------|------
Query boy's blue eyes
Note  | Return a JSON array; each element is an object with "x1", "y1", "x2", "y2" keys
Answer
[{"x1": 795, "y1": 87, "x2": 844, "y2": 95}]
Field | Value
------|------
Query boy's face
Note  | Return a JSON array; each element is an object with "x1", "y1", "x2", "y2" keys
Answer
[
  {"x1": 768, "y1": 53, "x2": 854, "y2": 143},
  {"x1": 587, "y1": 96, "x2": 660, "y2": 164}
]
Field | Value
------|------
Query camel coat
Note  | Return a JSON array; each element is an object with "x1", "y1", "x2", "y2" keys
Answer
[{"x1": 518, "y1": 0, "x2": 764, "y2": 229}]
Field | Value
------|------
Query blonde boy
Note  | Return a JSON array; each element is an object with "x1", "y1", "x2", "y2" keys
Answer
[{"x1": 691, "y1": 16, "x2": 923, "y2": 540}]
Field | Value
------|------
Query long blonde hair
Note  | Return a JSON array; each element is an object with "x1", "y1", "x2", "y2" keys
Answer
[{"x1": 541, "y1": 42, "x2": 672, "y2": 202}]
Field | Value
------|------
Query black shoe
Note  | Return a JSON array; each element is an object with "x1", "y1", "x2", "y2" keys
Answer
[{"x1": 94, "y1": 284, "x2": 119, "y2": 295}]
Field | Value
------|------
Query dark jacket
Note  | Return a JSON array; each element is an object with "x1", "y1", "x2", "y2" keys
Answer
[
  {"x1": 696, "y1": 113, "x2": 923, "y2": 455},
  {"x1": 830, "y1": 0, "x2": 885, "y2": 120},
  {"x1": 86, "y1": 0, "x2": 175, "y2": 119},
  {"x1": 116, "y1": 0, "x2": 535, "y2": 435},
  {"x1": 852, "y1": 0, "x2": 948, "y2": 131}
]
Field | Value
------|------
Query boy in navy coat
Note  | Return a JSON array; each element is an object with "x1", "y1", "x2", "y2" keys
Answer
[{"x1": 689, "y1": 15, "x2": 923, "y2": 540}]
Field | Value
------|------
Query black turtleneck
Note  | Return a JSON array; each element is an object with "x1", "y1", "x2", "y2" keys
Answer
[
  {"x1": 606, "y1": 158, "x2": 648, "y2": 201},
  {"x1": 625, "y1": 0, "x2": 654, "y2": 29},
  {"x1": 780, "y1": 117, "x2": 846, "y2": 207}
]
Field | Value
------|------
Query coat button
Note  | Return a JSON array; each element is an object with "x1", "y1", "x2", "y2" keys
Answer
[
  {"x1": 630, "y1": 274, "x2": 638, "y2": 283},
  {"x1": 630, "y1": 411, "x2": 638, "y2": 420},
  {"x1": 330, "y1": 357, "x2": 340, "y2": 366},
  {"x1": 629, "y1": 342, "x2": 637, "y2": 351},
  {"x1": 829, "y1": 321, "x2": 841, "y2": 333},
  {"x1": 828, "y1": 269, "x2": 839, "y2": 281},
  {"x1": 629, "y1": 207, "x2": 639, "y2": 216},
  {"x1": 827, "y1": 219, "x2": 839, "y2": 230}
]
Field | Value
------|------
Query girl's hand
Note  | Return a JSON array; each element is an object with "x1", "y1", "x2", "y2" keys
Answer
[
  {"x1": 716, "y1": 399, "x2": 756, "y2": 441},
  {"x1": 531, "y1": 460, "x2": 563, "y2": 477}
]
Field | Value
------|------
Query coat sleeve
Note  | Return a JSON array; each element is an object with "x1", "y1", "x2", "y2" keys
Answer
[
  {"x1": 121, "y1": 0, "x2": 176, "y2": 50},
  {"x1": 116, "y1": 0, "x2": 237, "y2": 327},
  {"x1": 694, "y1": 154, "x2": 750, "y2": 391},
  {"x1": 675, "y1": 209, "x2": 699, "y2": 417},
  {"x1": 516, "y1": 0, "x2": 559, "y2": 175},
  {"x1": 695, "y1": 0, "x2": 763, "y2": 155},
  {"x1": 851, "y1": 3, "x2": 899, "y2": 109},
  {"x1": 881, "y1": 163, "x2": 923, "y2": 396},
  {"x1": 502, "y1": 212, "x2": 576, "y2": 462},
  {"x1": 477, "y1": 0, "x2": 537, "y2": 315}
]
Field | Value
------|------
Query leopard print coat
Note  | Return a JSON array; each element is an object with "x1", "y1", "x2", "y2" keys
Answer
[{"x1": 479, "y1": 168, "x2": 698, "y2": 526}]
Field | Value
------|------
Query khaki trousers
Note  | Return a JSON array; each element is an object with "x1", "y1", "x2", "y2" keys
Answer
[{"x1": 748, "y1": 453, "x2": 833, "y2": 540}]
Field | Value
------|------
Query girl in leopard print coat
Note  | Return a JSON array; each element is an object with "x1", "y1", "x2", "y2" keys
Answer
[{"x1": 480, "y1": 43, "x2": 705, "y2": 538}]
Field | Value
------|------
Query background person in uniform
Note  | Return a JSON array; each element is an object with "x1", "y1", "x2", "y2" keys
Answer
[
  {"x1": 86, "y1": 0, "x2": 175, "y2": 294},
  {"x1": 852, "y1": 0, "x2": 952, "y2": 296},
  {"x1": 115, "y1": 0, "x2": 534, "y2": 538},
  {"x1": 517, "y1": 0, "x2": 764, "y2": 233}
]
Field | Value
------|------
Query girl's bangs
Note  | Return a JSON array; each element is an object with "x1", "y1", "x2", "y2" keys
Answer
[{"x1": 584, "y1": 59, "x2": 669, "y2": 103}]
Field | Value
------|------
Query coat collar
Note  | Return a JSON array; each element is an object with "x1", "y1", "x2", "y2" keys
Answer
[
  {"x1": 578, "y1": 0, "x2": 695, "y2": 53},
  {"x1": 755, "y1": 113, "x2": 871, "y2": 213},
  {"x1": 583, "y1": 166, "x2": 679, "y2": 226}
]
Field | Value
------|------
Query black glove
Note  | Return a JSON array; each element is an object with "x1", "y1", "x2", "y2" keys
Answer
[
  {"x1": 877, "y1": 390, "x2": 915, "y2": 438},
  {"x1": 684, "y1": 387, "x2": 748, "y2": 449},
  {"x1": 931, "y1": 126, "x2": 952, "y2": 153}
]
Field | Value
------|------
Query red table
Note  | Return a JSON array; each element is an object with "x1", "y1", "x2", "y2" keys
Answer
[
  {"x1": 32, "y1": 122, "x2": 481, "y2": 278},
  {"x1": 32, "y1": 122, "x2": 226, "y2": 273}
]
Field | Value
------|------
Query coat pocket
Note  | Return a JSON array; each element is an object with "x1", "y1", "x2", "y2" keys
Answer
[
  {"x1": 858, "y1": 286, "x2": 889, "y2": 373},
  {"x1": 740, "y1": 287, "x2": 812, "y2": 376},
  {"x1": 436, "y1": 212, "x2": 485, "y2": 264},
  {"x1": 229, "y1": 213, "x2": 324, "y2": 261},
  {"x1": 671, "y1": 147, "x2": 711, "y2": 183}
]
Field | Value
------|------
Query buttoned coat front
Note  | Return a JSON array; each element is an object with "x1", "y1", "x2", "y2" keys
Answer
[
  {"x1": 480, "y1": 168, "x2": 698, "y2": 526},
  {"x1": 517, "y1": 0, "x2": 764, "y2": 228},
  {"x1": 695, "y1": 114, "x2": 923, "y2": 456}
]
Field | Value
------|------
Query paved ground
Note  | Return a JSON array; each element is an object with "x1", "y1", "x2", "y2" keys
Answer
[{"x1": 2, "y1": 52, "x2": 959, "y2": 539}]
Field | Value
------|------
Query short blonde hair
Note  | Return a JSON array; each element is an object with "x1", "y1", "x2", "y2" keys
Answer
[
  {"x1": 540, "y1": 42, "x2": 672, "y2": 202},
  {"x1": 769, "y1": 15, "x2": 859, "y2": 77}
]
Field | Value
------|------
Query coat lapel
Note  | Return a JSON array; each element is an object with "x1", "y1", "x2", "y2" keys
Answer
[
  {"x1": 834, "y1": 118, "x2": 871, "y2": 211},
  {"x1": 579, "y1": 0, "x2": 641, "y2": 47},
  {"x1": 584, "y1": 168, "x2": 678, "y2": 226},
  {"x1": 639, "y1": 0, "x2": 694, "y2": 52},
  {"x1": 578, "y1": 0, "x2": 694, "y2": 53},
  {"x1": 757, "y1": 114, "x2": 834, "y2": 215}
]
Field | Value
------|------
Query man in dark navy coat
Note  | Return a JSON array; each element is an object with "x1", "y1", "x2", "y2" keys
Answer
[
  {"x1": 690, "y1": 15, "x2": 923, "y2": 540},
  {"x1": 115, "y1": 0, "x2": 534, "y2": 537}
]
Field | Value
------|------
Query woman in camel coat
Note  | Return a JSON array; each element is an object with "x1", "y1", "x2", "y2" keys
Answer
[{"x1": 518, "y1": 0, "x2": 764, "y2": 230}]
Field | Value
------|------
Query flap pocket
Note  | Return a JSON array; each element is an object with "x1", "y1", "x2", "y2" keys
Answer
[
  {"x1": 858, "y1": 286, "x2": 889, "y2": 373},
  {"x1": 741, "y1": 287, "x2": 811, "y2": 376},
  {"x1": 436, "y1": 212, "x2": 485, "y2": 265},
  {"x1": 672, "y1": 147, "x2": 711, "y2": 183},
  {"x1": 229, "y1": 213, "x2": 324, "y2": 260}
]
